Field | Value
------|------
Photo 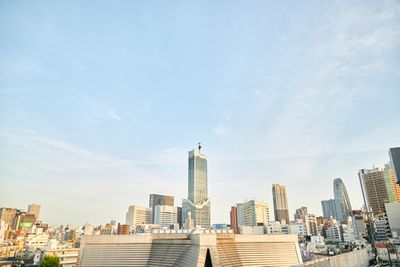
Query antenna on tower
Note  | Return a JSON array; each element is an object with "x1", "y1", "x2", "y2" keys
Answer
[{"x1": 198, "y1": 142, "x2": 202, "y2": 151}]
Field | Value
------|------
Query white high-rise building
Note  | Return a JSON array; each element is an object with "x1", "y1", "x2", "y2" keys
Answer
[
  {"x1": 236, "y1": 200, "x2": 269, "y2": 227},
  {"x1": 342, "y1": 217, "x2": 356, "y2": 242},
  {"x1": 325, "y1": 219, "x2": 342, "y2": 242},
  {"x1": 182, "y1": 144, "x2": 210, "y2": 228},
  {"x1": 125, "y1": 205, "x2": 152, "y2": 226},
  {"x1": 304, "y1": 214, "x2": 318, "y2": 236},
  {"x1": 154, "y1": 205, "x2": 178, "y2": 228}
]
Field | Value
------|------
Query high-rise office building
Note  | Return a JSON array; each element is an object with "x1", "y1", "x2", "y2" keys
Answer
[
  {"x1": 333, "y1": 178, "x2": 352, "y2": 221},
  {"x1": 384, "y1": 163, "x2": 400, "y2": 202},
  {"x1": 125, "y1": 205, "x2": 152, "y2": 226},
  {"x1": 272, "y1": 184, "x2": 289, "y2": 223},
  {"x1": 27, "y1": 204, "x2": 41, "y2": 219},
  {"x1": 294, "y1": 206, "x2": 308, "y2": 221},
  {"x1": 389, "y1": 147, "x2": 400, "y2": 184},
  {"x1": 359, "y1": 167, "x2": 391, "y2": 216},
  {"x1": 154, "y1": 205, "x2": 178, "y2": 228},
  {"x1": 236, "y1": 200, "x2": 269, "y2": 227},
  {"x1": 321, "y1": 199, "x2": 342, "y2": 220},
  {"x1": 149, "y1": 194, "x2": 174, "y2": 224},
  {"x1": 182, "y1": 144, "x2": 210, "y2": 228}
]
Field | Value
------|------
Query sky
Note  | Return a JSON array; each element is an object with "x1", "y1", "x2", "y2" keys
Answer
[{"x1": 1, "y1": 0, "x2": 400, "y2": 227}]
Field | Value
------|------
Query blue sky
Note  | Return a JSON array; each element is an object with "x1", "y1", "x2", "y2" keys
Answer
[{"x1": 1, "y1": 0, "x2": 399, "y2": 226}]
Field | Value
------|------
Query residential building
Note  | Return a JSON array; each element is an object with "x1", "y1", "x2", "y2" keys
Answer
[
  {"x1": 359, "y1": 167, "x2": 392, "y2": 216},
  {"x1": 45, "y1": 248, "x2": 79, "y2": 267},
  {"x1": 294, "y1": 206, "x2": 308, "y2": 221},
  {"x1": 117, "y1": 223, "x2": 130, "y2": 235},
  {"x1": 27, "y1": 204, "x2": 41, "y2": 219},
  {"x1": 321, "y1": 199, "x2": 342, "y2": 220},
  {"x1": 333, "y1": 178, "x2": 352, "y2": 221},
  {"x1": 125, "y1": 205, "x2": 152, "y2": 226},
  {"x1": 375, "y1": 219, "x2": 391, "y2": 241},
  {"x1": 289, "y1": 220, "x2": 306, "y2": 236},
  {"x1": 154, "y1": 205, "x2": 178, "y2": 228},
  {"x1": 272, "y1": 184, "x2": 289, "y2": 224},
  {"x1": 389, "y1": 147, "x2": 400, "y2": 183},
  {"x1": 149, "y1": 194, "x2": 174, "y2": 224},
  {"x1": 266, "y1": 221, "x2": 283, "y2": 234},
  {"x1": 304, "y1": 214, "x2": 318, "y2": 236},
  {"x1": 182, "y1": 144, "x2": 211, "y2": 228},
  {"x1": 342, "y1": 217, "x2": 356, "y2": 242},
  {"x1": 25, "y1": 233, "x2": 49, "y2": 250},
  {"x1": 325, "y1": 219, "x2": 342, "y2": 242},
  {"x1": 384, "y1": 202, "x2": 400, "y2": 237}
]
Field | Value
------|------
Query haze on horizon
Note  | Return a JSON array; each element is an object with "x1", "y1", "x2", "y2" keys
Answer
[{"x1": 1, "y1": 0, "x2": 400, "y2": 226}]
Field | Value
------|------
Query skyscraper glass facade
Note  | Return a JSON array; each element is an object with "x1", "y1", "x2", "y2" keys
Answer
[
  {"x1": 333, "y1": 178, "x2": 352, "y2": 221},
  {"x1": 182, "y1": 146, "x2": 210, "y2": 228}
]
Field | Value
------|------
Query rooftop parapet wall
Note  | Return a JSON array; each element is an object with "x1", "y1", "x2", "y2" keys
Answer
[{"x1": 79, "y1": 233, "x2": 303, "y2": 267}]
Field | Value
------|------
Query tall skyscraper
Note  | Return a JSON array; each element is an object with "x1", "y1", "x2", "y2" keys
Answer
[
  {"x1": 359, "y1": 167, "x2": 391, "y2": 216},
  {"x1": 27, "y1": 204, "x2": 41, "y2": 219},
  {"x1": 333, "y1": 178, "x2": 352, "y2": 221},
  {"x1": 389, "y1": 147, "x2": 400, "y2": 184},
  {"x1": 182, "y1": 144, "x2": 210, "y2": 228},
  {"x1": 272, "y1": 184, "x2": 289, "y2": 223},
  {"x1": 321, "y1": 199, "x2": 342, "y2": 220},
  {"x1": 149, "y1": 194, "x2": 174, "y2": 224}
]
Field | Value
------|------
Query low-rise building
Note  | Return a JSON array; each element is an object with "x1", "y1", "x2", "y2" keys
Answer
[{"x1": 45, "y1": 248, "x2": 79, "y2": 267}]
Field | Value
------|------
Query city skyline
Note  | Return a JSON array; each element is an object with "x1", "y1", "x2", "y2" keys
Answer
[{"x1": 1, "y1": 0, "x2": 400, "y2": 226}]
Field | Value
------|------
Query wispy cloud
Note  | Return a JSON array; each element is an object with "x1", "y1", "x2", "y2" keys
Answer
[
  {"x1": 213, "y1": 126, "x2": 229, "y2": 136},
  {"x1": 76, "y1": 98, "x2": 123, "y2": 122}
]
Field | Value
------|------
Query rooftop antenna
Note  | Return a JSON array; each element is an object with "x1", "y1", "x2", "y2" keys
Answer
[{"x1": 198, "y1": 142, "x2": 202, "y2": 151}]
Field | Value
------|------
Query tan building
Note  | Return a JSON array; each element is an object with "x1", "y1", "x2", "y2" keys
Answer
[
  {"x1": 45, "y1": 248, "x2": 79, "y2": 267},
  {"x1": 78, "y1": 233, "x2": 303, "y2": 267},
  {"x1": 125, "y1": 205, "x2": 152, "y2": 226},
  {"x1": 272, "y1": 184, "x2": 290, "y2": 223},
  {"x1": 236, "y1": 200, "x2": 269, "y2": 227},
  {"x1": 359, "y1": 166, "x2": 398, "y2": 216},
  {"x1": 0, "y1": 208, "x2": 18, "y2": 230},
  {"x1": 27, "y1": 204, "x2": 41, "y2": 219}
]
